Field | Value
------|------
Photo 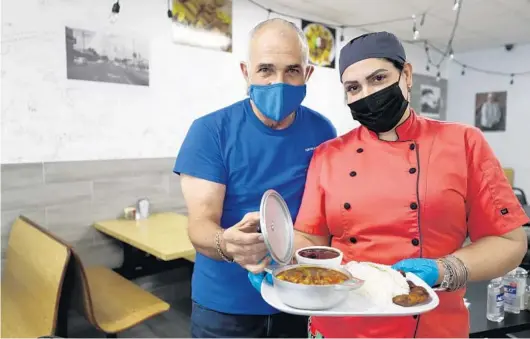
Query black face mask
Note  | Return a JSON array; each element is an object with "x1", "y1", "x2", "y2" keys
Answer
[{"x1": 347, "y1": 78, "x2": 409, "y2": 133}]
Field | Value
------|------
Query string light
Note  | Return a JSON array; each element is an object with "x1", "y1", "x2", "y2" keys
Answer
[
  {"x1": 436, "y1": 69, "x2": 441, "y2": 81},
  {"x1": 167, "y1": 0, "x2": 173, "y2": 18},
  {"x1": 411, "y1": 14, "x2": 420, "y2": 40},
  {"x1": 109, "y1": 0, "x2": 120, "y2": 23},
  {"x1": 241, "y1": 0, "x2": 530, "y2": 80}
]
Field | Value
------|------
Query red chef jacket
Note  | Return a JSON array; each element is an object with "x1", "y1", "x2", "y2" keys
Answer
[{"x1": 294, "y1": 109, "x2": 529, "y2": 338}]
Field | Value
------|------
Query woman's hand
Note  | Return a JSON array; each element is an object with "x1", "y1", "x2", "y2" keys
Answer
[
  {"x1": 248, "y1": 271, "x2": 274, "y2": 292},
  {"x1": 392, "y1": 258, "x2": 442, "y2": 287},
  {"x1": 248, "y1": 257, "x2": 275, "y2": 292}
]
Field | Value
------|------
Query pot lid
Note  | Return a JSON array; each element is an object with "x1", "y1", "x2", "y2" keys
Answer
[{"x1": 259, "y1": 189, "x2": 294, "y2": 266}]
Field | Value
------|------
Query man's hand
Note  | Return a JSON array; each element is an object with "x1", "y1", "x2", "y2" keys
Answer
[{"x1": 222, "y1": 212, "x2": 270, "y2": 273}]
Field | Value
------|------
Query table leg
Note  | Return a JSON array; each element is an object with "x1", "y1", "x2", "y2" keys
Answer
[
  {"x1": 113, "y1": 241, "x2": 194, "y2": 280},
  {"x1": 113, "y1": 242, "x2": 145, "y2": 279}
]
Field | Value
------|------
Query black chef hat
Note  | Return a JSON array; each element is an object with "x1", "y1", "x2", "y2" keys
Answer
[{"x1": 339, "y1": 31, "x2": 406, "y2": 80}]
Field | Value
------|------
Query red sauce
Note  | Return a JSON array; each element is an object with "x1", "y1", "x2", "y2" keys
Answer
[{"x1": 298, "y1": 248, "x2": 340, "y2": 259}]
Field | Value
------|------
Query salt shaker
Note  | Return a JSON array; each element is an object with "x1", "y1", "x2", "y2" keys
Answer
[{"x1": 136, "y1": 198, "x2": 150, "y2": 220}]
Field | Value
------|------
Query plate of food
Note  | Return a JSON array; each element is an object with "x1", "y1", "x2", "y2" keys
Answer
[
  {"x1": 261, "y1": 261, "x2": 439, "y2": 317},
  {"x1": 303, "y1": 23, "x2": 335, "y2": 67},
  {"x1": 258, "y1": 190, "x2": 439, "y2": 317}
]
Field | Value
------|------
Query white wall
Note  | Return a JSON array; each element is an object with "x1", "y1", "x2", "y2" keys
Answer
[
  {"x1": 447, "y1": 44, "x2": 530, "y2": 195},
  {"x1": 1, "y1": 0, "x2": 442, "y2": 164}
]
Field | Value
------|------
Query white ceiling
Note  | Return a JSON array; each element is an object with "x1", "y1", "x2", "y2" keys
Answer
[{"x1": 254, "y1": 0, "x2": 530, "y2": 53}]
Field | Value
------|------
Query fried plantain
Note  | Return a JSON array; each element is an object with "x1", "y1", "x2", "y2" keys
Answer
[{"x1": 392, "y1": 281, "x2": 430, "y2": 307}]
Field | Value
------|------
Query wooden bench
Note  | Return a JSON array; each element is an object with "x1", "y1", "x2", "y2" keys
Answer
[
  {"x1": 68, "y1": 249, "x2": 170, "y2": 337},
  {"x1": 1, "y1": 216, "x2": 71, "y2": 338}
]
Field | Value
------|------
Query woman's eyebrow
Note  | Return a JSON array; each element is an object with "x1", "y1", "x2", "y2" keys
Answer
[
  {"x1": 365, "y1": 68, "x2": 388, "y2": 79},
  {"x1": 343, "y1": 68, "x2": 389, "y2": 86}
]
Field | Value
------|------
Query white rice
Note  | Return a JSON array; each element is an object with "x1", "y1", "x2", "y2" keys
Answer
[{"x1": 344, "y1": 261, "x2": 410, "y2": 306}]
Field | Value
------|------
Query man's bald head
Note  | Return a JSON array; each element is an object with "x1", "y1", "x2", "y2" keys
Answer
[
  {"x1": 240, "y1": 18, "x2": 313, "y2": 95},
  {"x1": 239, "y1": 18, "x2": 314, "y2": 128},
  {"x1": 247, "y1": 18, "x2": 309, "y2": 66}
]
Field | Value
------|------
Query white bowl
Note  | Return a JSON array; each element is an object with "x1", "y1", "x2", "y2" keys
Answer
[{"x1": 295, "y1": 246, "x2": 343, "y2": 267}]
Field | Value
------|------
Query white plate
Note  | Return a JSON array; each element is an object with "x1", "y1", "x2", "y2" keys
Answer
[{"x1": 261, "y1": 272, "x2": 440, "y2": 317}]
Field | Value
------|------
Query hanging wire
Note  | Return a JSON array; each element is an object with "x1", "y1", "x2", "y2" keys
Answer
[
  {"x1": 246, "y1": 0, "x2": 414, "y2": 29},
  {"x1": 244, "y1": 0, "x2": 530, "y2": 78},
  {"x1": 426, "y1": 42, "x2": 530, "y2": 76}
]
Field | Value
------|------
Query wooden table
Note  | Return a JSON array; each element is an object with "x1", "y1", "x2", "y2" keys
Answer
[{"x1": 94, "y1": 212, "x2": 196, "y2": 279}]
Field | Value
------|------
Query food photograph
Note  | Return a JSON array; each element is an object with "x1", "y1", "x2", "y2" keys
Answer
[{"x1": 302, "y1": 20, "x2": 336, "y2": 68}]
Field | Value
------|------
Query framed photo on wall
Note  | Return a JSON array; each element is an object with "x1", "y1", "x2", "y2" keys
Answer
[
  {"x1": 411, "y1": 73, "x2": 448, "y2": 121},
  {"x1": 301, "y1": 20, "x2": 336, "y2": 69},
  {"x1": 474, "y1": 91, "x2": 507, "y2": 132},
  {"x1": 171, "y1": 0, "x2": 233, "y2": 52},
  {"x1": 65, "y1": 26, "x2": 150, "y2": 86}
]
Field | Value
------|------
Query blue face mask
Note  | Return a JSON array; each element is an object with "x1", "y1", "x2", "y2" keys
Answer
[{"x1": 249, "y1": 83, "x2": 307, "y2": 122}]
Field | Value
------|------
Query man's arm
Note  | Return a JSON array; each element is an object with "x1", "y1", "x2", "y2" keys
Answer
[{"x1": 181, "y1": 174, "x2": 228, "y2": 260}]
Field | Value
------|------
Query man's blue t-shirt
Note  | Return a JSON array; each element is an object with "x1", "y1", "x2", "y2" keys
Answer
[{"x1": 174, "y1": 98, "x2": 336, "y2": 315}]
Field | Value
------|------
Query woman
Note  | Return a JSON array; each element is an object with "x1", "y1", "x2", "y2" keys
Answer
[{"x1": 289, "y1": 32, "x2": 529, "y2": 338}]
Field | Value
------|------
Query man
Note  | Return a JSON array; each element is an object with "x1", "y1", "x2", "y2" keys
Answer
[
  {"x1": 479, "y1": 92, "x2": 502, "y2": 129},
  {"x1": 174, "y1": 18, "x2": 337, "y2": 338}
]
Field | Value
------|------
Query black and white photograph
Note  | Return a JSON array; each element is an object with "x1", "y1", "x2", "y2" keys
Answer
[
  {"x1": 475, "y1": 91, "x2": 507, "y2": 132},
  {"x1": 411, "y1": 73, "x2": 448, "y2": 121},
  {"x1": 420, "y1": 84, "x2": 441, "y2": 115},
  {"x1": 65, "y1": 26, "x2": 149, "y2": 86}
]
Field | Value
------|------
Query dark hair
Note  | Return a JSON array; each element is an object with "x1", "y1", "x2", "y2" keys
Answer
[
  {"x1": 383, "y1": 57, "x2": 404, "y2": 71},
  {"x1": 422, "y1": 88, "x2": 434, "y2": 96}
]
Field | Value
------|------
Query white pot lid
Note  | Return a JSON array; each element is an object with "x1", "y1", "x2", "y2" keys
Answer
[{"x1": 259, "y1": 189, "x2": 294, "y2": 266}]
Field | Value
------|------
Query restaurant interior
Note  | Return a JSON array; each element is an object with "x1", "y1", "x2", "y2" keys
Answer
[{"x1": 1, "y1": 0, "x2": 530, "y2": 337}]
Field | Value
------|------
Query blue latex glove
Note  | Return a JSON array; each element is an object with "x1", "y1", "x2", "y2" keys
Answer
[
  {"x1": 248, "y1": 258, "x2": 275, "y2": 292},
  {"x1": 391, "y1": 258, "x2": 439, "y2": 287}
]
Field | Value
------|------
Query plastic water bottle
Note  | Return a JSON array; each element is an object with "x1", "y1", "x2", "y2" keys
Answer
[
  {"x1": 487, "y1": 277, "x2": 505, "y2": 322},
  {"x1": 503, "y1": 269, "x2": 520, "y2": 314}
]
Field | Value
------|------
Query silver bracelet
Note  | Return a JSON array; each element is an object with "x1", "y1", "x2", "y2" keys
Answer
[
  {"x1": 438, "y1": 255, "x2": 469, "y2": 291},
  {"x1": 215, "y1": 230, "x2": 234, "y2": 263}
]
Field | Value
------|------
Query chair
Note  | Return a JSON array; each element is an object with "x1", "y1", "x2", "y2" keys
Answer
[
  {"x1": 68, "y1": 246, "x2": 170, "y2": 337},
  {"x1": 504, "y1": 168, "x2": 514, "y2": 186},
  {"x1": 1, "y1": 216, "x2": 71, "y2": 338}
]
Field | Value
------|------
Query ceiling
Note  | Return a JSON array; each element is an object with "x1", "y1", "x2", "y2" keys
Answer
[{"x1": 253, "y1": 0, "x2": 530, "y2": 53}]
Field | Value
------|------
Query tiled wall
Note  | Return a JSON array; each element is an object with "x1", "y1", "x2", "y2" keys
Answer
[{"x1": 1, "y1": 158, "x2": 186, "y2": 268}]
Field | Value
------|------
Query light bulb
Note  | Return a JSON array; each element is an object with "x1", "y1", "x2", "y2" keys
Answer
[
  {"x1": 109, "y1": 1, "x2": 120, "y2": 23},
  {"x1": 109, "y1": 12, "x2": 119, "y2": 23},
  {"x1": 453, "y1": 0, "x2": 460, "y2": 11},
  {"x1": 413, "y1": 30, "x2": 420, "y2": 40}
]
